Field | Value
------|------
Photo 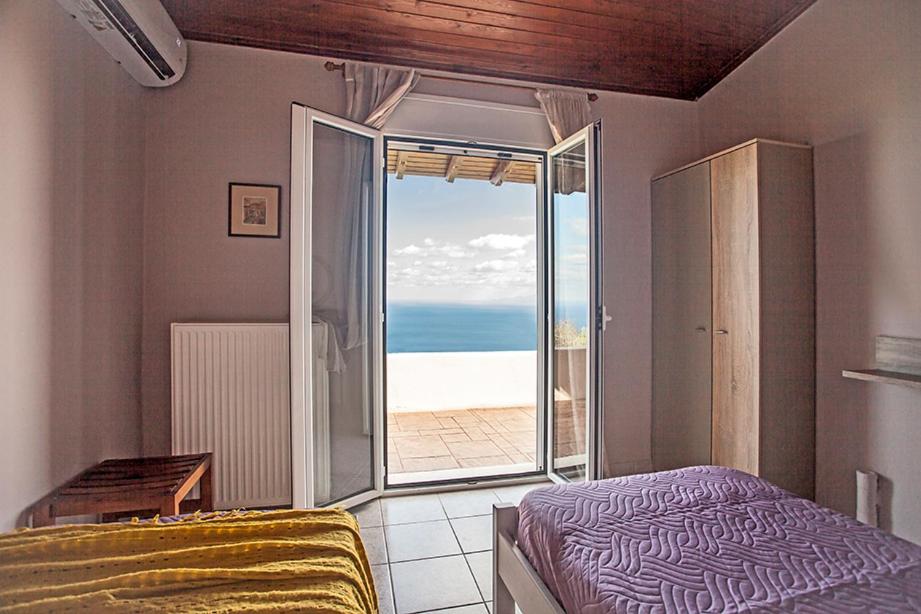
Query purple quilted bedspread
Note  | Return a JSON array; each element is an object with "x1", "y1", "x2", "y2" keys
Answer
[{"x1": 517, "y1": 466, "x2": 921, "y2": 613}]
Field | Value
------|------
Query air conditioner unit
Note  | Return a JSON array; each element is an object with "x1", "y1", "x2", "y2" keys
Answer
[{"x1": 57, "y1": 0, "x2": 187, "y2": 87}]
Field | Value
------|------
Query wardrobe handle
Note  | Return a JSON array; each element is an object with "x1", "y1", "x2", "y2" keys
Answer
[
  {"x1": 714, "y1": 329, "x2": 728, "y2": 335},
  {"x1": 695, "y1": 326, "x2": 707, "y2": 333}
]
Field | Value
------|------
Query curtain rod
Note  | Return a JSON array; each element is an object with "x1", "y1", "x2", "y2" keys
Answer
[{"x1": 323, "y1": 61, "x2": 598, "y2": 102}]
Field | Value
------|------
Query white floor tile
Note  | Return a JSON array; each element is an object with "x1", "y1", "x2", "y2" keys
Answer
[
  {"x1": 450, "y1": 514, "x2": 493, "y2": 553},
  {"x1": 491, "y1": 482, "x2": 551, "y2": 505},
  {"x1": 361, "y1": 526, "x2": 388, "y2": 565},
  {"x1": 351, "y1": 499, "x2": 383, "y2": 528},
  {"x1": 372, "y1": 564, "x2": 395, "y2": 614},
  {"x1": 385, "y1": 519, "x2": 461, "y2": 562},
  {"x1": 466, "y1": 551, "x2": 493, "y2": 601},
  {"x1": 438, "y1": 489, "x2": 501, "y2": 518},
  {"x1": 420, "y1": 604, "x2": 489, "y2": 613},
  {"x1": 391, "y1": 555, "x2": 482, "y2": 613},
  {"x1": 381, "y1": 493, "x2": 447, "y2": 525}
]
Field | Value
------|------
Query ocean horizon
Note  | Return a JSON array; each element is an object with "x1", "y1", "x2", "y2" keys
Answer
[{"x1": 386, "y1": 302, "x2": 586, "y2": 353}]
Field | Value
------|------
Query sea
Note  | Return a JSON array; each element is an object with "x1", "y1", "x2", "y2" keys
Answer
[{"x1": 386, "y1": 302, "x2": 587, "y2": 353}]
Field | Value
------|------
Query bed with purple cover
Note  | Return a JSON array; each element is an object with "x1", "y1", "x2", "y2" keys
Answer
[{"x1": 516, "y1": 466, "x2": 921, "y2": 613}]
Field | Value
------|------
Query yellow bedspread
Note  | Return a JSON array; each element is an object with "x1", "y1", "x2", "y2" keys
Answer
[{"x1": 0, "y1": 509, "x2": 377, "y2": 613}]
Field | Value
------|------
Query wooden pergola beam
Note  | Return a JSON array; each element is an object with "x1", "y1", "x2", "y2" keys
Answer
[
  {"x1": 445, "y1": 155, "x2": 461, "y2": 183},
  {"x1": 395, "y1": 150, "x2": 409, "y2": 179},
  {"x1": 490, "y1": 160, "x2": 513, "y2": 186}
]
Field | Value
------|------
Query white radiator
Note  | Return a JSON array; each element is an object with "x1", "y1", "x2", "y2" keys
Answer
[{"x1": 171, "y1": 323, "x2": 291, "y2": 509}]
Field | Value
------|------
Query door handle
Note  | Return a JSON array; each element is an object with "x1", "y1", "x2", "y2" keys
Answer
[
  {"x1": 714, "y1": 329, "x2": 728, "y2": 335},
  {"x1": 600, "y1": 305, "x2": 613, "y2": 331}
]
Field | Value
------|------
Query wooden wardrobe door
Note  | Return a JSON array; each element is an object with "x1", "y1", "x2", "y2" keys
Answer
[
  {"x1": 710, "y1": 145, "x2": 760, "y2": 475},
  {"x1": 652, "y1": 162, "x2": 712, "y2": 470}
]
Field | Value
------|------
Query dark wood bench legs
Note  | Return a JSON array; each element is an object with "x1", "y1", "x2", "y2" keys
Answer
[
  {"x1": 200, "y1": 465, "x2": 214, "y2": 512},
  {"x1": 32, "y1": 502, "x2": 53, "y2": 528}
]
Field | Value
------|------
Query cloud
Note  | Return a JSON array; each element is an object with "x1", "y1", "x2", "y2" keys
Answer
[
  {"x1": 390, "y1": 236, "x2": 539, "y2": 298},
  {"x1": 468, "y1": 233, "x2": 534, "y2": 250},
  {"x1": 392, "y1": 241, "x2": 472, "y2": 259},
  {"x1": 439, "y1": 245, "x2": 473, "y2": 258},
  {"x1": 474, "y1": 259, "x2": 519, "y2": 272},
  {"x1": 389, "y1": 255, "x2": 537, "y2": 290},
  {"x1": 395, "y1": 244, "x2": 422, "y2": 255}
]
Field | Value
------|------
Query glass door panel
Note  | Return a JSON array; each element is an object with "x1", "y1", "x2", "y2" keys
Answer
[
  {"x1": 290, "y1": 105, "x2": 383, "y2": 508},
  {"x1": 548, "y1": 123, "x2": 601, "y2": 482}
]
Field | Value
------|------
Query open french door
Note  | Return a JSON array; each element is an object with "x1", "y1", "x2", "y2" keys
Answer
[
  {"x1": 546, "y1": 121, "x2": 604, "y2": 483},
  {"x1": 290, "y1": 103, "x2": 385, "y2": 509},
  {"x1": 290, "y1": 104, "x2": 602, "y2": 502}
]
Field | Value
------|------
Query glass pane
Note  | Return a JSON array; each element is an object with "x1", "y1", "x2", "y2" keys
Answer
[
  {"x1": 551, "y1": 138, "x2": 589, "y2": 481},
  {"x1": 310, "y1": 122, "x2": 375, "y2": 505}
]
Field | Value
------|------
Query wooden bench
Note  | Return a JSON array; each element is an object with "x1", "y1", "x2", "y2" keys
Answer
[{"x1": 32, "y1": 453, "x2": 213, "y2": 527}]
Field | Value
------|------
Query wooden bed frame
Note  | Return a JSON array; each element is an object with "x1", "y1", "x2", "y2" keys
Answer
[{"x1": 492, "y1": 503, "x2": 565, "y2": 614}]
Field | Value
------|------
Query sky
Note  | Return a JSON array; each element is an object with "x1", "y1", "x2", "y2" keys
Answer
[{"x1": 386, "y1": 166, "x2": 589, "y2": 309}]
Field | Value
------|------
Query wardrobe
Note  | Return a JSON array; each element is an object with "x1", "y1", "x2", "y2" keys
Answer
[{"x1": 652, "y1": 139, "x2": 815, "y2": 499}]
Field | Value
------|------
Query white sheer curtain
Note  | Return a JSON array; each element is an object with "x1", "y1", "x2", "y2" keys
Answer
[
  {"x1": 340, "y1": 63, "x2": 418, "y2": 350},
  {"x1": 345, "y1": 63, "x2": 419, "y2": 129},
  {"x1": 534, "y1": 88, "x2": 592, "y2": 144},
  {"x1": 536, "y1": 88, "x2": 592, "y2": 196},
  {"x1": 311, "y1": 64, "x2": 416, "y2": 502}
]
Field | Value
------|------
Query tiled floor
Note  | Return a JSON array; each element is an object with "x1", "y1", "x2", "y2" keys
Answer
[
  {"x1": 351, "y1": 482, "x2": 549, "y2": 614},
  {"x1": 388, "y1": 407, "x2": 538, "y2": 476},
  {"x1": 388, "y1": 401, "x2": 588, "y2": 480}
]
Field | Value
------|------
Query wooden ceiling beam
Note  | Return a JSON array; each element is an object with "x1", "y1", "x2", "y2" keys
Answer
[
  {"x1": 395, "y1": 151, "x2": 410, "y2": 180},
  {"x1": 445, "y1": 156, "x2": 462, "y2": 183},
  {"x1": 490, "y1": 160, "x2": 513, "y2": 186}
]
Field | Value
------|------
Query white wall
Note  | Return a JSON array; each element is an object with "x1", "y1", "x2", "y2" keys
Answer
[
  {"x1": 698, "y1": 0, "x2": 921, "y2": 542},
  {"x1": 590, "y1": 92, "x2": 699, "y2": 475},
  {"x1": 388, "y1": 352, "x2": 537, "y2": 412},
  {"x1": 0, "y1": 0, "x2": 144, "y2": 530},
  {"x1": 140, "y1": 42, "x2": 345, "y2": 455}
]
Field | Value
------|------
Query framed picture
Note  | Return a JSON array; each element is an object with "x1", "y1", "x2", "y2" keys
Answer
[{"x1": 228, "y1": 183, "x2": 281, "y2": 238}]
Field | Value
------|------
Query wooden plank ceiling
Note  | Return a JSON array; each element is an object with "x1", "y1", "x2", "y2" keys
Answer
[
  {"x1": 160, "y1": 0, "x2": 815, "y2": 100},
  {"x1": 386, "y1": 150, "x2": 537, "y2": 185}
]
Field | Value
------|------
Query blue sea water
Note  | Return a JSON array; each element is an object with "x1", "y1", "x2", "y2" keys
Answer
[
  {"x1": 387, "y1": 303, "x2": 536, "y2": 353},
  {"x1": 386, "y1": 303, "x2": 588, "y2": 353}
]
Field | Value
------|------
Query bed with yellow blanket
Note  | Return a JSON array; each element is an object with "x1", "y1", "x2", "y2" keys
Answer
[{"x1": 0, "y1": 509, "x2": 376, "y2": 613}]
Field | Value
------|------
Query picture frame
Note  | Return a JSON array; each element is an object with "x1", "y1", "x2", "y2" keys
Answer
[{"x1": 228, "y1": 182, "x2": 281, "y2": 238}]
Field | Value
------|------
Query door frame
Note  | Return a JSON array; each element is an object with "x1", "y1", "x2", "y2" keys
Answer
[
  {"x1": 545, "y1": 121, "x2": 605, "y2": 483},
  {"x1": 290, "y1": 102, "x2": 385, "y2": 510},
  {"x1": 290, "y1": 113, "x2": 606, "y2": 505},
  {"x1": 380, "y1": 135, "x2": 550, "y2": 489}
]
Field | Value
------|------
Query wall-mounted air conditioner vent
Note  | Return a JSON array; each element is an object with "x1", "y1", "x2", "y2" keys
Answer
[{"x1": 58, "y1": 0, "x2": 187, "y2": 87}]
